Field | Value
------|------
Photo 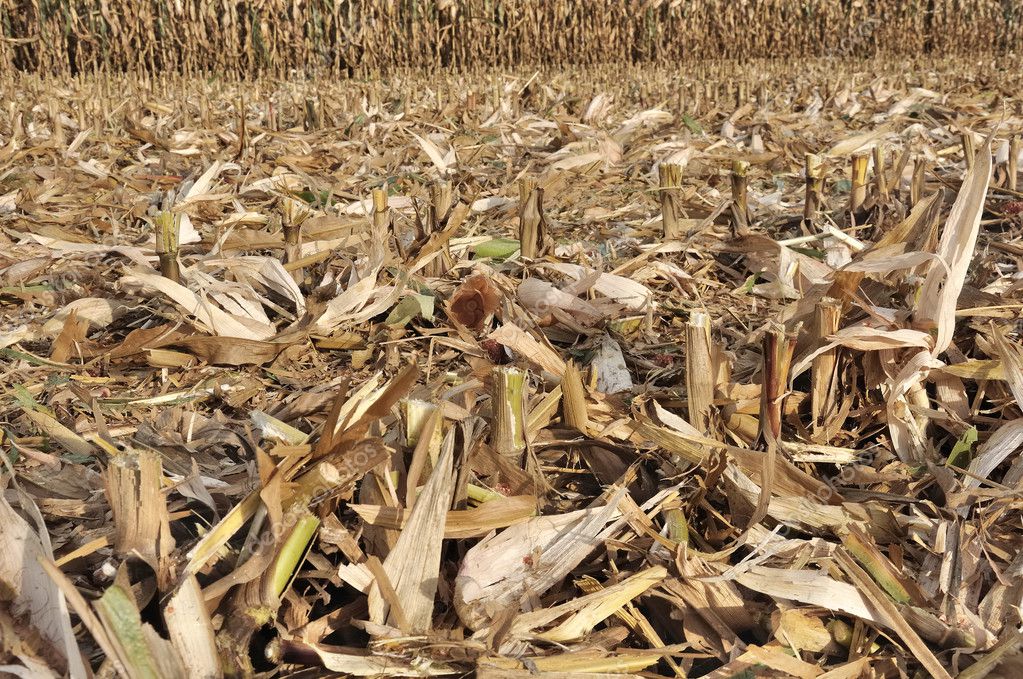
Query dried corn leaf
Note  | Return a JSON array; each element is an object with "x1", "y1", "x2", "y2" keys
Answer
[
  {"x1": 455, "y1": 488, "x2": 627, "y2": 630},
  {"x1": 368, "y1": 429, "x2": 455, "y2": 633}
]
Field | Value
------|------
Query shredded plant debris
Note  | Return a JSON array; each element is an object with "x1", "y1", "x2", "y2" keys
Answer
[{"x1": 2, "y1": 57, "x2": 1023, "y2": 677}]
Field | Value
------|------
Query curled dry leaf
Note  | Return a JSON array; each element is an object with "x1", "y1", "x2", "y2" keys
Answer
[
  {"x1": 168, "y1": 335, "x2": 293, "y2": 366},
  {"x1": 0, "y1": 488, "x2": 87, "y2": 677},
  {"x1": 517, "y1": 277, "x2": 603, "y2": 324},
  {"x1": 447, "y1": 273, "x2": 502, "y2": 330}
]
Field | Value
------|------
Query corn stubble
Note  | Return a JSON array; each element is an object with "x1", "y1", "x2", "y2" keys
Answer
[{"x1": 1, "y1": 42, "x2": 1023, "y2": 679}]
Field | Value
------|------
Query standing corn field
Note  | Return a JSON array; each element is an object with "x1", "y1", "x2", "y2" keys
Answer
[{"x1": 2, "y1": 0, "x2": 1023, "y2": 76}]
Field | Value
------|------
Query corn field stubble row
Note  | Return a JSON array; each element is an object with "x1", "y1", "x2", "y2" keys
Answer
[{"x1": 1, "y1": 57, "x2": 1023, "y2": 676}]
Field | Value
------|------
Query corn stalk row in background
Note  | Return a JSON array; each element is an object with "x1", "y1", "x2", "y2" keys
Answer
[{"x1": 1, "y1": 0, "x2": 1021, "y2": 77}]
